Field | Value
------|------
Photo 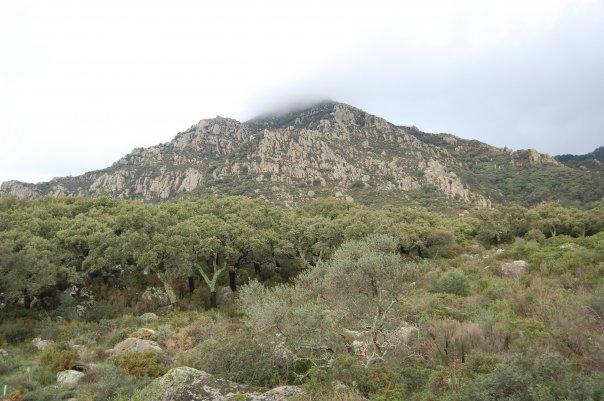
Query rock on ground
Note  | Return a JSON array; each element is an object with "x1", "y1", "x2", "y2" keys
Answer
[
  {"x1": 32, "y1": 337, "x2": 54, "y2": 351},
  {"x1": 501, "y1": 260, "x2": 529, "y2": 278},
  {"x1": 131, "y1": 366, "x2": 302, "y2": 401},
  {"x1": 107, "y1": 337, "x2": 163, "y2": 356},
  {"x1": 57, "y1": 370, "x2": 85, "y2": 385},
  {"x1": 140, "y1": 312, "x2": 160, "y2": 322}
]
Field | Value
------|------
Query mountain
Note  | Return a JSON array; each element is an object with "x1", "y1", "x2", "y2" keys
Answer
[
  {"x1": 1, "y1": 101, "x2": 602, "y2": 207},
  {"x1": 555, "y1": 146, "x2": 603, "y2": 172}
]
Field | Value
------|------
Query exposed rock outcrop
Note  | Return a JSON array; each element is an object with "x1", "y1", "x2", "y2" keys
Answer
[
  {"x1": 2, "y1": 101, "x2": 598, "y2": 206},
  {"x1": 501, "y1": 260, "x2": 529, "y2": 278},
  {"x1": 131, "y1": 367, "x2": 302, "y2": 401},
  {"x1": 0, "y1": 181, "x2": 40, "y2": 199}
]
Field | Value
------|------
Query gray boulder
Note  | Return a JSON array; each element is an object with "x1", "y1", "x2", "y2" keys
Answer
[
  {"x1": 32, "y1": 337, "x2": 54, "y2": 351},
  {"x1": 501, "y1": 260, "x2": 529, "y2": 278},
  {"x1": 57, "y1": 370, "x2": 85, "y2": 385},
  {"x1": 107, "y1": 337, "x2": 163, "y2": 356},
  {"x1": 140, "y1": 312, "x2": 160, "y2": 322},
  {"x1": 130, "y1": 366, "x2": 302, "y2": 401}
]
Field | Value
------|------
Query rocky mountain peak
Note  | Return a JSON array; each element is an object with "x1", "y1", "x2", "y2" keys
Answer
[{"x1": 1, "y1": 102, "x2": 601, "y2": 206}]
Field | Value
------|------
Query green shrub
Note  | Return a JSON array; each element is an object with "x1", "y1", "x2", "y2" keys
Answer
[
  {"x1": 459, "y1": 350, "x2": 597, "y2": 401},
  {"x1": 524, "y1": 228, "x2": 546, "y2": 242},
  {"x1": 112, "y1": 351, "x2": 166, "y2": 378},
  {"x1": 78, "y1": 363, "x2": 151, "y2": 401},
  {"x1": 432, "y1": 269, "x2": 470, "y2": 296},
  {"x1": 39, "y1": 346, "x2": 78, "y2": 372},
  {"x1": 32, "y1": 367, "x2": 56, "y2": 385},
  {"x1": 302, "y1": 355, "x2": 360, "y2": 394},
  {"x1": 465, "y1": 352, "x2": 500, "y2": 376},
  {"x1": 396, "y1": 355, "x2": 431, "y2": 392},
  {"x1": 178, "y1": 332, "x2": 295, "y2": 388},
  {"x1": 354, "y1": 364, "x2": 402, "y2": 395},
  {"x1": 0, "y1": 319, "x2": 37, "y2": 344}
]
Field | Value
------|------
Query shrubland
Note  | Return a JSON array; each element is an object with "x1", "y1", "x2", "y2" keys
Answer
[{"x1": 0, "y1": 195, "x2": 602, "y2": 400}]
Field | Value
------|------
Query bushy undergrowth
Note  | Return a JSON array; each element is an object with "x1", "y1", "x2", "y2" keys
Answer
[
  {"x1": 0, "y1": 197, "x2": 602, "y2": 400},
  {"x1": 111, "y1": 351, "x2": 166, "y2": 378},
  {"x1": 38, "y1": 346, "x2": 78, "y2": 372}
]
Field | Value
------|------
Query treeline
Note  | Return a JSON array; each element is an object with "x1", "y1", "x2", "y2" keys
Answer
[{"x1": 0, "y1": 195, "x2": 602, "y2": 312}]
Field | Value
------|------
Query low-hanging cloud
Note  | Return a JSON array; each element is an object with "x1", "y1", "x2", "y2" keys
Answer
[
  {"x1": 246, "y1": 1, "x2": 604, "y2": 155},
  {"x1": 1, "y1": 0, "x2": 602, "y2": 184}
]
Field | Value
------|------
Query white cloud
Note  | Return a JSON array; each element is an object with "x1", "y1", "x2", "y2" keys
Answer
[{"x1": 0, "y1": 0, "x2": 602, "y2": 183}]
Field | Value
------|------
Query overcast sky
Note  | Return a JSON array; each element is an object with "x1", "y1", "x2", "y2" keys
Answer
[{"x1": 1, "y1": 0, "x2": 603, "y2": 184}]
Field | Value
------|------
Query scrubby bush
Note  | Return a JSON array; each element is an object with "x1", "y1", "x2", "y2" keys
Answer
[
  {"x1": 178, "y1": 332, "x2": 295, "y2": 387},
  {"x1": 524, "y1": 228, "x2": 546, "y2": 242},
  {"x1": 239, "y1": 235, "x2": 414, "y2": 367},
  {"x1": 459, "y1": 350, "x2": 601, "y2": 401},
  {"x1": 0, "y1": 319, "x2": 37, "y2": 344},
  {"x1": 432, "y1": 269, "x2": 470, "y2": 296},
  {"x1": 79, "y1": 363, "x2": 151, "y2": 401},
  {"x1": 39, "y1": 345, "x2": 78, "y2": 372},
  {"x1": 112, "y1": 351, "x2": 166, "y2": 378}
]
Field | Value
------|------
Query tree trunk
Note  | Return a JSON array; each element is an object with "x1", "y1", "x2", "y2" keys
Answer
[
  {"x1": 195, "y1": 257, "x2": 226, "y2": 308},
  {"x1": 228, "y1": 269, "x2": 237, "y2": 292},
  {"x1": 23, "y1": 289, "x2": 31, "y2": 309},
  {"x1": 188, "y1": 276, "x2": 195, "y2": 294},
  {"x1": 159, "y1": 274, "x2": 179, "y2": 310},
  {"x1": 209, "y1": 291, "x2": 217, "y2": 308}
]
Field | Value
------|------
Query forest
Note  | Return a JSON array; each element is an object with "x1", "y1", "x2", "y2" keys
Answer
[{"x1": 0, "y1": 195, "x2": 602, "y2": 400}]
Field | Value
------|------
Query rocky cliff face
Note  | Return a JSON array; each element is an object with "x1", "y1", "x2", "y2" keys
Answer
[{"x1": 1, "y1": 101, "x2": 601, "y2": 206}]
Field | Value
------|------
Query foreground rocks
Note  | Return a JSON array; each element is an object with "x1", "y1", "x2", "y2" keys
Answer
[
  {"x1": 107, "y1": 337, "x2": 163, "y2": 356},
  {"x1": 32, "y1": 337, "x2": 54, "y2": 350},
  {"x1": 131, "y1": 367, "x2": 302, "y2": 401},
  {"x1": 501, "y1": 260, "x2": 529, "y2": 278},
  {"x1": 57, "y1": 370, "x2": 85, "y2": 385},
  {"x1": 140, "y1": 312, "x2": 160, "y2": 322}
]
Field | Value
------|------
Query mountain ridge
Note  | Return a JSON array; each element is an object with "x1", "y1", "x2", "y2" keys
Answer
[{"x1": 1, "y1": 101, "x2": 602, "y2": 207}]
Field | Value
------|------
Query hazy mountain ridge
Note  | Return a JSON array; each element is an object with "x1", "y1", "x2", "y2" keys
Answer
[
  {"x1": 555, "y1": 146, "x2": 603, "y2": 172},
  {"x1": 1, "y1": 101, "x2": 602, "y2": 206}
]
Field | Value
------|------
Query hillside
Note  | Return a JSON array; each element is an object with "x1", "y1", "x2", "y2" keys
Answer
[
  {"x1": 1, "y1": 101, "x2": 602, "y2": 206},
  {"x1": 556, "y1": 146, "x2": 603, "y2": 172}
]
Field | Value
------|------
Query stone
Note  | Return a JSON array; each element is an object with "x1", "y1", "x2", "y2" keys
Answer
[
  {"x1": 0, "y1": 348, "x2": 8, "y2": 357},
  {"x1": 32, "y1": 337, "x2": 54, "y2": 351},
  {"x1": 501, "y1": 260, "x2": 529, "y2": 278},
  {"x1": 342, "y1": 324, "x2": 418, "y2": 361},
  {"x1": 131, "y1": 367, "x2": 302, "y2": 401},
  {"x1": 141, "y1": 287, "x2": 171, "y2": 307},
  {"x1": 56, "y1": 370, "x2": 85, "y2": 385},
  {"x1": 0, "y1": 180, "x2": 40, "y2": 199},
  {"x1": 106, "y1": 337, "x2": 163, "y2": 356},
  {"x1": 262, "y1": 386, "x2": 304, "y2": 401},
  {"x1": 140, "y1": 312, "x2": 160, "y2": 322}
]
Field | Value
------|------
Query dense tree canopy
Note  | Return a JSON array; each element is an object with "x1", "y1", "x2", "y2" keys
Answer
[{"x1": 0, "y1": 195, "x2": 602, "y2": 311}]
